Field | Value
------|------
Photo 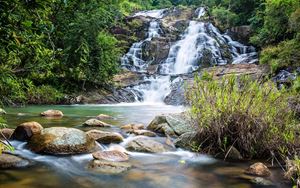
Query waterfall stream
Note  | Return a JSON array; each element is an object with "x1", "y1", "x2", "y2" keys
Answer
[{"x1": 121, "y1": 7, "x2": 258, "y2": 104}]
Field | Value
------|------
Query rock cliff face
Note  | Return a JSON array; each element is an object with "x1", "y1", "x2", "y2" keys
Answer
[{"x1": 68, "y1": 7, "x2": 261, "y2": 105}]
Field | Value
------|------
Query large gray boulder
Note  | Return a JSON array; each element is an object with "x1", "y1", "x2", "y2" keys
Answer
[
  {"x1": 147, "y1": 113, "x2": 194, "y2": 136},
  {"x1": 28, "y1": 127, "x2": 96, "y2": 155},
  {"x1": 125, "y1": 137, "x2": 166, "y2": 153}
]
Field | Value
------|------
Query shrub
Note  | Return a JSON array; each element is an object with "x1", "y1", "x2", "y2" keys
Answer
[
  {"x1": 211, "y1": 7, "x2": 239, "y2": 31},
  {"x1": 187, "y1": 75, "x2": 298, "y2": 159},
  {"x1": 27, "y1": 85, "x2": 64, "y2": 104},
  {"x1": 260, "y1": 38, "x2": 300, "y2": 74}
]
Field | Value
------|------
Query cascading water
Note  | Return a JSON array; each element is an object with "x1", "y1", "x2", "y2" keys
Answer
[
  {"x1": 121, "y1": 7, "x2": 258, "y2": 104},
  {"x1": 159, "y1": 8, "x2": 258, "y2": 75},
  {"x1": 121, "y1": 10, "x2": 171, "y2": 104}
]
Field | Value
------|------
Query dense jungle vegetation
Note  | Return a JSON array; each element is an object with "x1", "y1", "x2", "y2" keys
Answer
[{"x1": 0, "y1": 0, "x2": 299, "y2": 106}]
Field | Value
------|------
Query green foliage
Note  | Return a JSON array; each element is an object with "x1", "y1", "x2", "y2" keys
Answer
[
  {"x1": 188, "y1": 75, "x2": 298, "y2": 158},
  {"x1": 0, "y1": 112, "x2": 14, "y2": 154},
  {"x1": 27, "y1": 85, "x2": 64, "y2": 104},
  {"x1": 260, "y1": 38, "x2": 300, "y2": 73},
  {"x1": 251, "y1": 0, "x2": 300, "y2": 46},
  {"x1": 212, "y1": 7, "x2": 239, "y2": 30}
]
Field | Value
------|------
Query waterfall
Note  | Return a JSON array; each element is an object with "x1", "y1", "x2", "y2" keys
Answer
[{"x1": 121, "y1": 7, "x2": 258, "y2": 104}]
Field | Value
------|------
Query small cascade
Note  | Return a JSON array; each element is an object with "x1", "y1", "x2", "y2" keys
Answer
[
  {"x1": 121, "y1": 10, "x2": 164, "y2": 72},
  {"x1": 121, "y1": 7, "x2": 258, "y2": 104}
]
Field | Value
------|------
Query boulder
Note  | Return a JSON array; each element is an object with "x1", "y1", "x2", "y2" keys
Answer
[
  {"x1": 225, "y1": 146, "x2": 243, "y2": 160},
  {"x1": 12, "y1": 121, "x2": 43, "y2": 141},
  {"x1": 0, "y1": 128, "x2": 14, "y2": 140},
  {"x1": 83, "y1": 119, "x2": 110, "y2": 127},
  {"x1": 174, "y1": 132, "x2": 198, "y2": 150},
  {"x1": 125, "y1": 137, "x2": 166, "y2": 153},
  {"x1": 92, "y1": 150, "x2": 129, "y2": 162},
  {"x1": 28, "y1": 127, "x2": 96, "y2": 155},
  {"x1": 121, "y1": 123, "x2": 144, "y2": 132},
  {"x1": 130, "y1": 130, "x2": 156, "y2": 137},
  {"x1": 96, "y1": 114, "x2": 113, "y2": 120},
  {"x1": 244, "y1": 162, "x2": 271, "y2": 177},
  {"x1": 40, "y1": 110, "x2": 63, "y2": 117},
  {"x1": 86, "y1": 130, "x2": 123, "y2": 144},
  {"x1": 88, "y1": 160, "x2": 132, "y2": 174},
  {"x1": 0, "y1": 108, "x2": 6, "y2": 115},
  {"x1": 0, "y1": 153, "x2": 30, "y2": 169},
  {"x1": 147, "y1": 113, "x2": 194, "y2": 136}
]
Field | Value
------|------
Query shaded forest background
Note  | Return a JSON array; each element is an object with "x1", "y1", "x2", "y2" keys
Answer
[{"x1": 0, "y1": 0, "x2": 299, "y2": 105}]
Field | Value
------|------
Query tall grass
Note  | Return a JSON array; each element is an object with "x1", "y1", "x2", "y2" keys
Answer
[{"x1": 187, "y1": 74, "x2": 298, "y2": 159}]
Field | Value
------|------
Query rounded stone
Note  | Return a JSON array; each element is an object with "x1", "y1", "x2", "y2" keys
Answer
[
  {"x1": 12, "y1": 121, "x2": 43, "y2": 141},
  {"x1": 244, "y1": 162, "x2": 271, "y2": 177},
  {"x1": 86, "y1": 130, "x2": 123, "y2": 144},
  {"x1": 83, "y1": 119, "x2": 110, "y2": 127},
  {"x1": 92, "y1": 150, "x2": 129, "y2": 162},
  {"x1": 0, "y1": 153, "x2": 30, "y2": 169},
  {"x1": 40, "y1": 110, "x2": 63, "y2": 117},
  {"x1": 28, "y1": 127, "x2": 96, "y2": 155}
]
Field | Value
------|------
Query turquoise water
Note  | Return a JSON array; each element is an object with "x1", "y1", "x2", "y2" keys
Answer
[{"x1": 1, "y1": 104, "x2": 289, "y2": 188}]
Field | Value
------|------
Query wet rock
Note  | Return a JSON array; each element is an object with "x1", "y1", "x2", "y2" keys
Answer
[
  {"x1": 88, "y1": 160, "x2": 132, "y2": 174},
  {"x1": 227, "y1": 25, "x2": 252, "y2": 44},
  {"x1": 40, "y1": 109, "x2": 63, "y2": 117},
  {"x1": 147, "y1": 113, "x2": 194, "y2": 136},
  {"x1": 0, "y1": 128, "x2": 14, "y2": 140},
  {"x1": 86, "y1": 130, "x2": 123, "y2": 144},
  {"x1": 121, "y1": 123, "x2": 144, "y2": 131},
  {"x1": 83, "y1": 119, "x2": 110, "y2": 127},
  {"x1": 96, "y1": 114, "x2": 113, "y2": 120},
  {"x1": 125, "y1": 137, "x2": 166, "y2": 153},
  {"x1": 113, "y1": 70, "x2": 145, "y2": 88},
  {"x1": 0, "y1": 153, "x2": 30, "y2": 169},
  {"x1": 130, "y1": 130, "x2": 156, "y2": 137},
  {"x1": 28, "y1": 127, "x2": 96, "y2": 155},
  {"x1": 244, "y1": 162, "x2": 271, "y2": 177},
  {"x1": 174, "y1": 132, "x2": 198, "y2": 150},
  {"x1": 0, "y1": 108, "x2": 6, "y2": 115},
  {"x1": 12, "y1": 121, "x2": 43, "y2": 141},
  {"x1": 164, "y1": 77, "x2": 187, "y2": 106},
  {"x1": 92, "y1": 150, "x2": 129, "y2": 162},
  {"x1": 225, "y1": 146, "x2": 243, "y2": 160},
  {"x1": 250, "y1": 177, "x2": 273, "y2": 186}
]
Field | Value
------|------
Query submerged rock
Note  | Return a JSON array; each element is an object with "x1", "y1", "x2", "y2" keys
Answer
[
  {"x1": 244, "y1": 162, "x2": 271, "y2": 177},
  {"x1": 92, "y1": 150, "x2": 129, "y2": 162},
  {"x1": 12, "y1": 121, "x2": 43, "y2": 141},
  {"x1": 147, "y1": 113, "x2": 194, "y2": 136},
  {"x1": 88, "y1": 160, "x2": 132, "y2": 174},
  {"x1": 125, "y1": 137, "x2": 166, "y2": 153},
  {"x1": 86, "y1": 130, "x2": 123, "y2": 144},
  {"x1": 250, "y1": 177, "x2": 273, "y2": 186},
  {"x1": 0, "y1": 128, "x2": 14, "y2": 140},
  {"x1": 40, "y1": 110, "x2": 63, "y2": 117},
  {"x1": 28, "y1": 127, "x2": 95, "y2": 155},
  {"x1": 83, "y1": 119, "x2": 110, "y2": 127},
  {"x1": 0, "y1": 153, "x2": 30, "y2": 169}
]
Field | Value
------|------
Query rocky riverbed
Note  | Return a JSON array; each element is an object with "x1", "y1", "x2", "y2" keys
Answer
[{"x1": 0, "y1": 105, "x2": 292, "y2": 188}]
